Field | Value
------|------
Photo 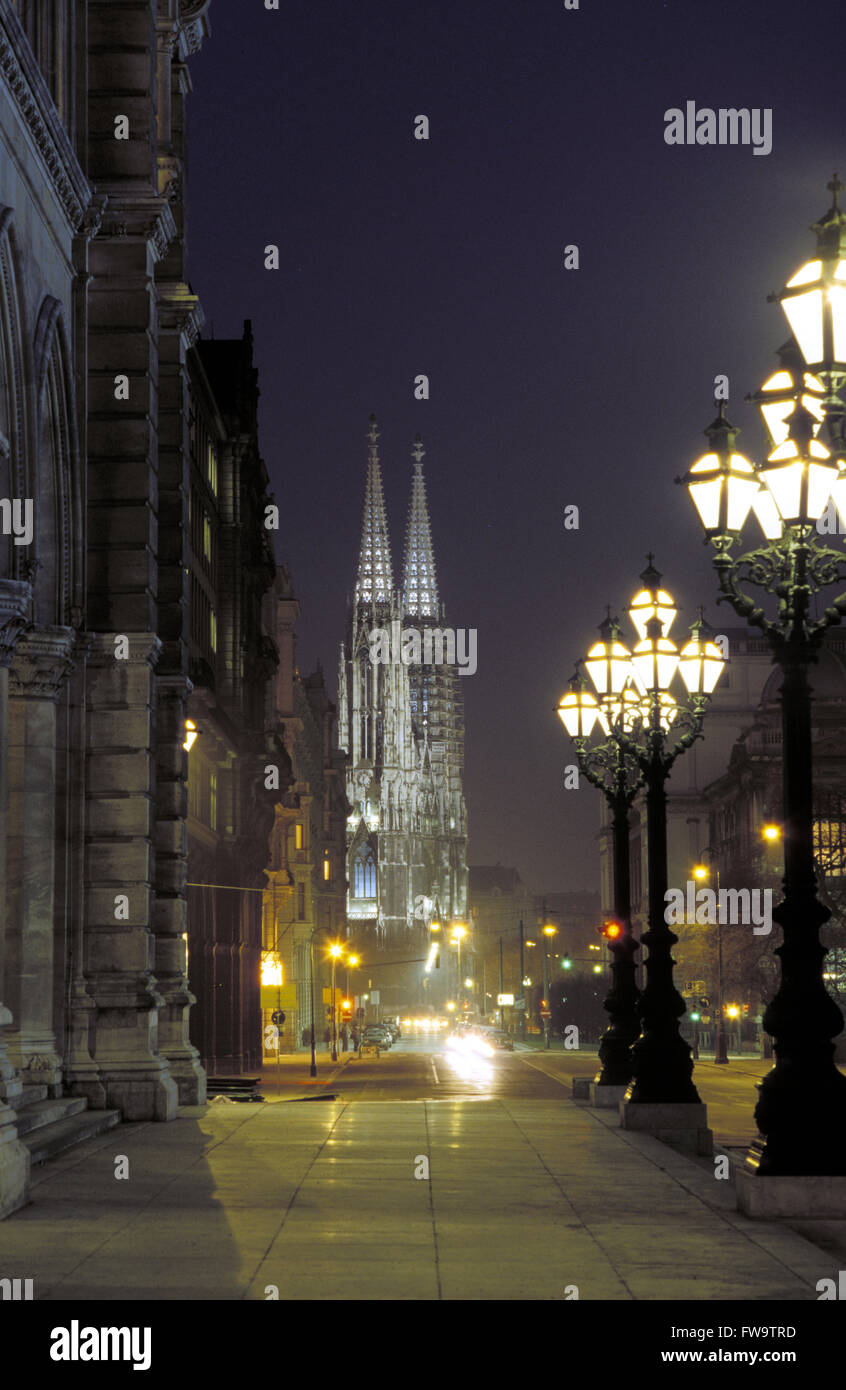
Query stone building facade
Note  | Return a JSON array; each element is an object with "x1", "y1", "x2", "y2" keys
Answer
[
  {"x1": 185, "y1": 326, "x2": 278, "y2": 1074},
  {"x1": 0, "y1": 0, "x2": 227, "y2": 1221},
  {"x1": 262, "y1": 567, "x2": 348, "y2": 1054},
  {"x1": 337, "y1": 418, "x2": 468, "y2": 1013}
]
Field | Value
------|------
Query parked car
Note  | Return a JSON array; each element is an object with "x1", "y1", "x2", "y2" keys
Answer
[{"x1": 362, "y1": 1025, "x2": 392, "y2": 1049}]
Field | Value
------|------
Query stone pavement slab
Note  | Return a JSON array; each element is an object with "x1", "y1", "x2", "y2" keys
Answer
[{"x1": 0, "y1": 1097, "x2": 842, "y2": 1301}]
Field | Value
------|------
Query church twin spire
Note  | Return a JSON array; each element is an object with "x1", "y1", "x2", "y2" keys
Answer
[
  {"x1": 402, "y1": 434, "x2": 439, "y2": 621},
  {"x1": 354, "y1": 416, "x2": 439, "y2": 620},
  {"x1": 354, "y1": 414, "x2": 393, "y2": 607}
]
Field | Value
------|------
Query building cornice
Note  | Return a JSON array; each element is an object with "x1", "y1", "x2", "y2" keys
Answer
[
  {"x1": 178, "y1": 0, "x2": 212, "y2": 57},
  {"x1": 0, "y1": 2, "x2": 91, "y2": 233}
]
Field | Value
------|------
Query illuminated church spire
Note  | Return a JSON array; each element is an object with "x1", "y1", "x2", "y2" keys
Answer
[
  {"x1": 402, "y1": 434, "x2": 439, "y2": 620},
  {"x1": 355, "y1": 414, "x2": 393, "y2": 606}
]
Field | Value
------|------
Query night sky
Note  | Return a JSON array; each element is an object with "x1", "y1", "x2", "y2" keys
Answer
[{"x1": 188, "y1": 0, "x2": 846, "y2": 891}]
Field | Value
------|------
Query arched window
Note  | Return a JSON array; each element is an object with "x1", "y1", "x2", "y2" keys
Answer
[{"x1": 353, "y1": 846, "x2": 376, "y2": 899}]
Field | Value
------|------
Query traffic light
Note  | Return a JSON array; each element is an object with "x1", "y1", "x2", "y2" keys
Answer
[
  {"x1": 600, "y1": 920, "x2": 622, "y2": 941},
  {"x1": 560, "y1": 955, "x2": 572, "y2": 970}
]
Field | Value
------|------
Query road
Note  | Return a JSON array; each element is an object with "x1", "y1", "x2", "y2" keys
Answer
[
  {"x1": 275, "y1": 1031, "x2": 781, "y2": 1150},
  {"x1": 313, "y1": 1034, "x2": 572, "y2": 1101}
]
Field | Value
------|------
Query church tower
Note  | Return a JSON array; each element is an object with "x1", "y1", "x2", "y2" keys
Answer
[{"x1": 338, "y1": 418, "x2": 468, "y2": 972}]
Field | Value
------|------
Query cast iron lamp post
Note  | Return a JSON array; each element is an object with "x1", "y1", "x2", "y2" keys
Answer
[
  {"x1": 557, "y1": 564, "x2": 726, "y2": 1099},
  {"x1": 556, "y1": 639, "x2": 643, "y2": 1088},
  {"x1": 678, "y1": 181, "x2": 846, "y2": 1176},
  {"x1": 692, "y1": 860, "x2": 729, "y2": 1064}
]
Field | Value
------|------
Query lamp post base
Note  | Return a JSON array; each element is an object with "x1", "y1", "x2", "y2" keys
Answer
[
  {"x1": 736, "y1": 1168, "x2": 846, "y2": 1218},
  {"x1": 590, "y1": 1081, "x2": 628, "y2": 1109},
  {"x1": 744, "y1": 1055, "x2": 846, "y2": 1176},
  {"x1": 620, "y1": 1099, "x2": 713, "y2": 1156}
]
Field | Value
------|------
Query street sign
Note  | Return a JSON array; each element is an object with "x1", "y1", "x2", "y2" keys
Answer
[
  {"x1": 260, "y1": 982, "x2": 297, "y2": 1011},
  {"x1": 540, "y1": 1009, "x2": 551, "y2": 1019},
  {"x1": 271, "y1": 1011, "x2": 286, "y2": 1025},
  {"x1": 497, "y1": 993, "x2": 514, "y2": 1006}
]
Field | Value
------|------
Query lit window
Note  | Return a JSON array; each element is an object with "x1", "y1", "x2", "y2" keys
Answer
[
  {"x1": 323, "y1": 854, "x2": 330, "y2": 882},
  {"x1": 203, "y1": 516, "x2": 212, "y2": 562},
  {"x1": 207, "y1": 443, "x2": 218, "y2": 496},
  {"x1": 210, "y1": 609, "x2": 217, "y2": 653},
  {"x1": 353, "y1": 847, "x2": 376, "y2": 898},
  {"x1": 295, "y1": 823, "x2": 303, "y2": 850}
]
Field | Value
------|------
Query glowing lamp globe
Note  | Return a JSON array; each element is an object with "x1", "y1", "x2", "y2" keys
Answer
[
  {"x1": 629, "y1": 565, "x2": 677, "y2": 640},
  {"x1": 683, "y1": 449, "x2": 760, "y2": 537},
  {"x1": 759, "y1": 435, "x2": 838, "y2": 526},
  {"x1": 584, "y1": 636, "x2": 633, "y2": 697},
  {"x1": 631, "y1": 635, "x2": 680, "y2": 694},
  {"x1": 556, "y1": 686, "x2": 609, "y2": 739},
  {"x1": 780, "y1": 256, "x2": 846, "y2": 373},
  {"x1": 755, "y1": 368, "x2": 826, "y2": 449},
  {"x1": 638, "y1": 689, "x2": 678, "y2": 732},
  {"x1": 677, "y1": 626, "x2": 726, "y2": 695},
  {"x1": 601, "y1": 685, "x2": 643, "y2": 733},
  {"x1": 680, "y1": 406, "x2": 759, "y2": 538}
]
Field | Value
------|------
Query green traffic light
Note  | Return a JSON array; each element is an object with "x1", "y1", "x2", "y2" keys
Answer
[{"x1": 561, "y1": 957, "x2": 572, "y2": 970}]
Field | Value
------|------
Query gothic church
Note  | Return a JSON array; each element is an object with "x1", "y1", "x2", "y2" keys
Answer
[{"x1": 338, "y1": 418, "x2": 468, "y2": 963}]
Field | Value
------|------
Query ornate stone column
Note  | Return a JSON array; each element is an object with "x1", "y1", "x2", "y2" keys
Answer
[
  {"x1": 6, "y1": 625, "x2": 76, "y2": 1095},
  {"x1": 153, "y1": 675, "x2": 205, "y2": 1103},
  {"x1": 0, "y1": 582, "x2": 31, "y2": 1218},
  {"x1": 81, "y1": 633, "x2": 177, "y2": 1121}
]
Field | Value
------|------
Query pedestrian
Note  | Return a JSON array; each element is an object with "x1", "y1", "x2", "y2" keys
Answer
[
  {"x1": 324, "y1": 1025, "x2": 331, "y2": 1052},
  {"x1": 340, "y1": 1026, "x2": 348, "y2": 1052}
]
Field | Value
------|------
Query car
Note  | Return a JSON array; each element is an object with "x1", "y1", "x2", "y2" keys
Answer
[
  {"x1": 362, "y1": 1025, "x2": 392, "y2": 1048},
  {"x1": 486, "y1": 1029, "x2": 514, "y2": 1051},
  {"x1": 382, "y1": 1021, "x2": 400, "y2": 1041}
]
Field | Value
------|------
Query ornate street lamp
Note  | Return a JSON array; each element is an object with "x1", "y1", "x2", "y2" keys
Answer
[
  {"x1": 557, "y1": 632, "x2": 642, "y2": 1091},
  {"x1": 618, "y1": 567, "x2": 726, "y2": 1105},
  {"x1": 557, "y1": 571, "x2": 726, "y2": 1103},
  {"x1": 678, "y1": 184, "x2": 846, "y2": 1178}
]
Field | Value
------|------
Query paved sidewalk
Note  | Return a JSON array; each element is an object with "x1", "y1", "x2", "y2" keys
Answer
[{"x1": 1, "y1": 1095, "x2": 842, "y2": 1301}]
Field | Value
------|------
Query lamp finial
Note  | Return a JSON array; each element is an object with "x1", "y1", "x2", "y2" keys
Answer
[{"x1": 828, "y1": 172, "x2": 843, "y2": 209}]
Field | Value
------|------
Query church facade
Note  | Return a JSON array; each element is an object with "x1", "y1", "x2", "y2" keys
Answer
[{"x1": 337, "y1": 418, "x2": 468, "y2": 994}]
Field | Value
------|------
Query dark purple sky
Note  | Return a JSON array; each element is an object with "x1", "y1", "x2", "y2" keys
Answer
[{"x1": 187, "y1": 0, "x2": 845, "y2": 892}]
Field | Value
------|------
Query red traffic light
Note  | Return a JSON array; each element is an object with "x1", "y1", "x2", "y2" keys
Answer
[{"x1": 601, "y1": 920, "x2": 622, "y2": 941}]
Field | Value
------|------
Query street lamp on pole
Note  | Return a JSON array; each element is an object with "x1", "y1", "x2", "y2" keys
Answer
[
  {"x1": 329, "y1": 943, "x2": 343, "y2": 1061},
  {"x1": 452, "y1": 923, "x2": 467, "y2": 1013},
  {"x1": 557, "y1": 565, "x2": 726, "y2": 1104},
  {"x1": 542, "y1": 924, "x2": 556, "y2": 1048},
  {"x1": 693, "y1": 860, "x2": 728, "y2": 1064},
  {"x1": 678, "y1": 181, "x2": 846, "y2": 1178}
]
